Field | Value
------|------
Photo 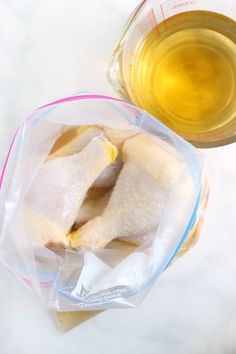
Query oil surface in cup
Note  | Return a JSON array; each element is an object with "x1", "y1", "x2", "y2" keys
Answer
[{"x1": 127, "y1": 11, "x2": 236, "y2": 142}]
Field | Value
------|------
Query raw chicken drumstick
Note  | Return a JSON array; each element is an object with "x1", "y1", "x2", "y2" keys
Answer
[
  {"x1": 25, "y1": 137, "x2": 118, "y2": 248},
  {"x1": 69, "y1": 134, "x2": 185, "y2": 249}
]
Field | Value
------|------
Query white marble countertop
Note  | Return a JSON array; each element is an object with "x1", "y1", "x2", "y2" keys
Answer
[{"x1": 0, "y1": 1, "x2": 236, "y2": 353}]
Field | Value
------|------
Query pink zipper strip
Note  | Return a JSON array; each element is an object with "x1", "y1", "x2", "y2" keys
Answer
[
  {"x1": 38, "y1": 93, "x2": 127, "y2": 110},
  {"x1": 0, "y1": 128, "x2": 19, "y2": 190},
  {"x1": 20, "y1": 275, "x2": 54, "y2": 289}
]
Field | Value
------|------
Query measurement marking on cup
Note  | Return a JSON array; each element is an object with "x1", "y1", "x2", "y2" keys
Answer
[
  {"x1": 150, "y1": 9, "x2": 160, "y2": 35},
  {"x1": 160, "y1": 0, "x2": 198, "y2": 20},
  {"x1": 160, "y1": 4, "x2": 167, "y2": 30},
  {"x1": 172, "y1": 1, "x2": 198, "y2": 9}
]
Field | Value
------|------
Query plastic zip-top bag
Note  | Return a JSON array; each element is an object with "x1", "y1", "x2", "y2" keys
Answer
[{"x1": 0, "y1": 93, "x2": 208, "y2": 314}]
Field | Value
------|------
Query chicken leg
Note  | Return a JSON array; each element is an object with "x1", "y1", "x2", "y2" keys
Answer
[
  {"x1": 69, "y1": 134, "x2": 185, "y2": 248},
  {"x1": 25, "y1": 137, "x2": 118, "y2": 248}
]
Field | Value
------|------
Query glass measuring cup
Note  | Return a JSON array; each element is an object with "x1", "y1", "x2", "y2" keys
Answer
[{"x1": 107, "y1": 0, "x2": 236, "y2": 147}]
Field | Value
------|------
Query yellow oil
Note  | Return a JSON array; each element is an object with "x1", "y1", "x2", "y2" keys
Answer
[{"x1": 127, "y1": 11, "x2": 236, "y2": 141}]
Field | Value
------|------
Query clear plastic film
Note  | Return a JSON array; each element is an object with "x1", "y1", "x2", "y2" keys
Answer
[{"x1": 0, "y1": 94, "x2": 207, "y2": 312}]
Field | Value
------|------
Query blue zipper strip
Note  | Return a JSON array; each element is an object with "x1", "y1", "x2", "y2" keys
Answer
[{"x1": 163, "y1": 189, "x2": 201, "y2": 271}]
